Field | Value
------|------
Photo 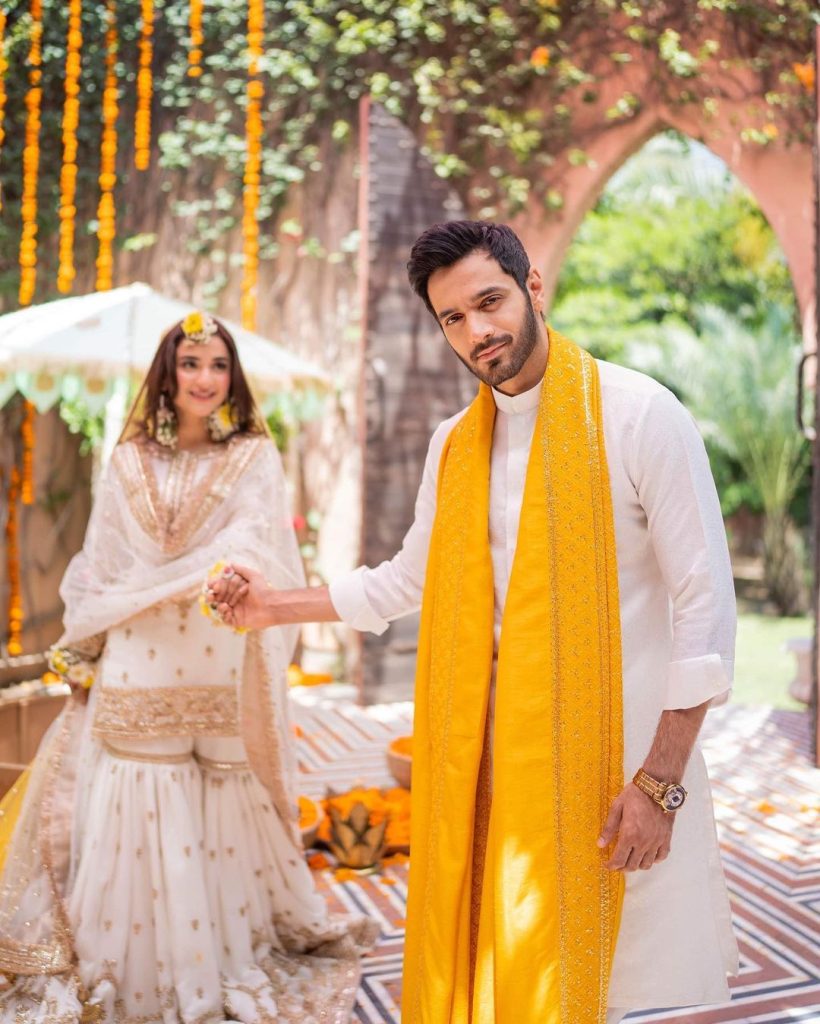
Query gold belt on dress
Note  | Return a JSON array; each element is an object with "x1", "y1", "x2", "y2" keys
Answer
[{"x1": 92, "y1": 684, "x2": 239, "y2": 740}]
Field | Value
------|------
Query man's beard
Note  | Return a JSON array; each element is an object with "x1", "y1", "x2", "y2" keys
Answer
[{"x1": 455, "y1": 299, "x2": 540, "y2": 388}]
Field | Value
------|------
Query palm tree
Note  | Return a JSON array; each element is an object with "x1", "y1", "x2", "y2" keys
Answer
[
  {"x1": 637, "y1": 304, "x2": 809, "y2": 615},
  {"x1": 607, "y1": 132, "x2": 732, "y2": 207}
]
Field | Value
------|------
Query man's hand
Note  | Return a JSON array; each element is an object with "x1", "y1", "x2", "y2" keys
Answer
[
  {"x1": 206, "y1": 565, "x2": 342, "y2": 631},
  {"x1": 597, "y1": 783, "x2": 674, "y2": 872},
  {"x1": 206, "y1": 563, "x2": 274, "y2": 630}
]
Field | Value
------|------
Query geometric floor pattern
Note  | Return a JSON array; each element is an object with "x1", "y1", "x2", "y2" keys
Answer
[{"x1": 291, "y1": 690, "x2": 820, "y2": 1023}]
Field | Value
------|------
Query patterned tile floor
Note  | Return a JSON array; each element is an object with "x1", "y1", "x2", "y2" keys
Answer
[{"x1": 290, "y1": 689, "x2": 820, "y2": 1024}]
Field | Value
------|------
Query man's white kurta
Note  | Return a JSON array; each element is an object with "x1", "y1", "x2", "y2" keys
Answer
[{"x1": 330, "y1": 359, "x2": 739, "y2": 1010}]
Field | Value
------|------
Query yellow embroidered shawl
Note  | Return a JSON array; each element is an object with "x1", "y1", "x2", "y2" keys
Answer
[{"x1": 403, "y1": 331, "x2": 624, "y2": 1023}]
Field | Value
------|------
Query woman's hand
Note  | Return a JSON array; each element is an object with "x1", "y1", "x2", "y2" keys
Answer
[
  {"x1": 48, "y1": 645, "x2": 95, "y2": 705},
  {"x1": 68, "y1": 680, "x2": 91, "y2": 705},
  {"x1": 206, "y1": 563, "x2": 274, "y2": 630}
]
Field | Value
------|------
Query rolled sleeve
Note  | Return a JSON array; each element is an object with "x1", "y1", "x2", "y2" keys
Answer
[
  {"x1": 664, "y1": 654, "x2": 733, "y2": 711},
  {"x1": 329, "y1": 567, "x2": 390, "y2": 636}
]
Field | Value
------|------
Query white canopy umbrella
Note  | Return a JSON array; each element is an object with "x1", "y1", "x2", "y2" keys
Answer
[{"x1": 0, "y1": 282, "x2": 329, "y2": 414}]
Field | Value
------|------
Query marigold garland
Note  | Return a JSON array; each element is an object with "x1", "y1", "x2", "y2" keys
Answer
[
  {"x1": 5, "y1": 466, "x2": 23, "y2": 657},
  {"x1": 57, "y1": 0, "x2": 82, "y2": 294},
  {"x1": 0, "y1": 11, "x2": 8, "y2": 212},
  {"x1": 18, "y1": 0, "x2": 43, "y2": 307},
  {"x1": 21, "y1": 401, "x2": 35, "y2": 505},
  {"x1": 96, "y1": 0, "x2": 119, "y2": 292},
  {"x1": 188, "y1": 0, "x2": 204, "y2": 78},
  {"x1": 134, "y1": 0, "x2": 153, "y2": 170},
  {"x1": 240, "y1": 0, "x2": 264, "y2": 330}
]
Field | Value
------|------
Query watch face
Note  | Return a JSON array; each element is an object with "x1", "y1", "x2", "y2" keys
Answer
[{"x1": 662, "y1": 785, "x2": 686, "y2": 811}]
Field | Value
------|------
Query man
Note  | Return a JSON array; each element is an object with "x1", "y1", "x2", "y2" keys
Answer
[{"x1": 210, "y1": 222, "x2": 738, "y2": 1024}]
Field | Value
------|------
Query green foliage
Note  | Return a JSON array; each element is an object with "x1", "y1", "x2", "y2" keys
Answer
[
  {"x1": 734, "y1": 613, "x2": 810, "y2": 708},
  {"x1": 0, "y1": 0, "x2": 813, "y2": 306},
  {"x1": 265, "y1": 408, "x2": 290, "y2": 452},
  {"x1": 59, "y1": 398, "x2": 106, "y2": 455},
  {"x1": 552, "y1": 132, "x2": 808, "y2": 610},
  {"x1": 655, "y1": 305, "x2": 810, "y2": 614},
  {"x1": 551, "y1": 135, "x2": 797, "y2": 364},
  {"x1": 669, "y1": 305, "x2": 808, "y2": 516}
]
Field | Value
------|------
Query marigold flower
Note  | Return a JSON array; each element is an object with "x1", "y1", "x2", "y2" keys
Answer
[
  {"x1": 134, "y1": 0, "x2": 153, "y2": 170},
  {"x1": 5, "y1": 466, "x2": 23, "y2": 655},
  {"x1": 183, "y1": 311, "x2": 204, "y2": 336},
  {"x1": 188, "y1": 0, "x2": 204, "y2": 77},
  {"x1": 241, "y1": 0, "x2": 265, "y2": 329},
  {"x1": 21, "y1": 400, "x2": 35, "y2": 504},
  {"x1": 333, "y1": 868, "x2": 358, "y2": 883},
  {"x1": 298, "y1": 795, "x2": 320, "y2": 828},
  {"x1": 793, "y1": 62, "x2": 815, "y2": 93},
  {"x1": 95, "y1": 0, "x2": 119, "y2": 291},
  {"x1": 530, "y1": 45, "x2": 550, "y2": 69},
  {"x1": 57, "y1": 0, "x2": 82, "y2": 291},
  {"x1": 17, "y1": 0, "x2": 43, "y2": 305}
]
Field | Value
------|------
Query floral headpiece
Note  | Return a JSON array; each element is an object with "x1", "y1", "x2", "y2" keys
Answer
[{"x1": 181, "y1": 311, "x2": 218, "y2": 344}]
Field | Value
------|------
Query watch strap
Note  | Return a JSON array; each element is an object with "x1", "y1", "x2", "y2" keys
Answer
[{"x1": 633, "y1": 767, "x2": 673, "y2": 804}]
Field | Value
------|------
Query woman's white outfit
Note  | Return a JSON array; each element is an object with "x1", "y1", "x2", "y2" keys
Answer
[{"x1": 0, "y1": 436, "x2": 375, "y2": 1024}]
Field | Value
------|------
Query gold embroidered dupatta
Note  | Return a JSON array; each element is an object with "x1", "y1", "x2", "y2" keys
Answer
[
  {"x1": 0, "y1": 436, "x2": 307, "y2": 977},
  {"x1": 402, "y1": 331, "x2": 624, "y2": 1024}
]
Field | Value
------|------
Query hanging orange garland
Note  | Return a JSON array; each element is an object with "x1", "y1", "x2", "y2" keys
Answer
[
  {"x1": 241, "y1": 0, "x2": 264, "y2": 330},
  {"x1": 57, "y1": 0, "x2": 82, "y2": 294},
  {"x1": 0, "y1": 10, "x2": 8, "y2": 212},
  {"x1": 135, "y1": 0, "x2": 153, "y2": 170},
  {"x1": 18, "y1": 0, "x2": 43, "y2": 307},
  {"x1": 21, "y1": 400, "x2": 35, "y2": 506},
  {"x1": 5, "y1": 466, "x2": 23, "y2": 657},
  {"x1": 96, "y1": 0, "x2": 119, "y2": 292},
  {"x1": 188, "y1": 0, "x2": 204, "y2": 78}
]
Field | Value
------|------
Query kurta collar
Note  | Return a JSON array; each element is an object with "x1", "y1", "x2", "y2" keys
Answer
[{"x1": 491, "y1": 375, "x2": 543, "y2": 415}]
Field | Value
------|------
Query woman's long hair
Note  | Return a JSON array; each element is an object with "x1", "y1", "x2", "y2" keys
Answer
[{"x1": 119, "y1": 316, "x2": 267, "y2": 444}]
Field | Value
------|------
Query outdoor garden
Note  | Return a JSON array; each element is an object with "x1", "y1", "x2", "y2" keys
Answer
[{"x1": 0, "y1": 2, "x2": 817, "y2": 1020}]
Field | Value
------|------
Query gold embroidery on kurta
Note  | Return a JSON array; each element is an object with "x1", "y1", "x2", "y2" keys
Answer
[{"x1": 115, "y1": 436, "x2": 264, "y2": 555}]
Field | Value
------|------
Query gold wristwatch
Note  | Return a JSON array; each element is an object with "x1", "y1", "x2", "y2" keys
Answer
[{"x1": 632, "y1": 768, "x2": 687, "y2": 813}]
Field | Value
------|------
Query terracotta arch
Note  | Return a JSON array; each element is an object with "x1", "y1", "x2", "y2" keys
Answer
[{"x1": 507, "y1": 43, "x2": 814, "y2": 347}]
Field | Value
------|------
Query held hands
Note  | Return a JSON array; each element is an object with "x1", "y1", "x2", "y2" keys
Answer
[
  {"x1": 205, "y1": 563, "x2": 274, "y2": 631},
  {"x1": 598, "y1": 783, "x2": 674, "y2": 872}
]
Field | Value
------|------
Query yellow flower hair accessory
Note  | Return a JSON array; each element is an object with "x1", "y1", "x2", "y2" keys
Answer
[
  {"x1": 182, "y1": 311, "x2": 218, "y2": 344},
  {"x1": 199, "y1": 560, "x2": 248, "y2": 634}
]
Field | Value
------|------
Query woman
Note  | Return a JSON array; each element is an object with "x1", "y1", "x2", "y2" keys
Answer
[{"x1": 0, "y1": 312, "x2": 375, "y2": 1023}]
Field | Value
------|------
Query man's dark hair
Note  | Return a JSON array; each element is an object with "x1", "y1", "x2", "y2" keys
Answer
[{"x1": 407, "y1": 221, "x2": 531, "y2": 317}]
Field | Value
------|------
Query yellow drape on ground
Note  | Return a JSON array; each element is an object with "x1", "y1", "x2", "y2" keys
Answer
[
  {"x1": 0, "y1": 770, "x2": 29, "y2": 875},
  {"x1": 402, "y1": 331, "x2": 624, "y2": 1024}
]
